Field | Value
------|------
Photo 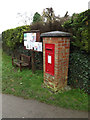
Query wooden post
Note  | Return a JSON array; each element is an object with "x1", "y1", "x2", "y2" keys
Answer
[
  {"x1": 12, "y1": 57, "x2": 14, "y2": 66},
  {"x1": 28, "y1": 56, "x2": 31, "y2": 69},
  {"x1": 32, "y1": 49, "x2": 35, "y2": 73},
  {"x1": 20, "y1": 62, "x2": 22, "y2": 71}
]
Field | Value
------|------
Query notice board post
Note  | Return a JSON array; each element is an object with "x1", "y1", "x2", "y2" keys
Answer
[{"x1": 32, "y1": 48, "x2": 35, "y2": 73}]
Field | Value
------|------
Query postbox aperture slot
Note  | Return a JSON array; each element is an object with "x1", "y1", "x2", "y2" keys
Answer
[{"x1": 46, "y1": 48, "x2": 52, "y2": 50}]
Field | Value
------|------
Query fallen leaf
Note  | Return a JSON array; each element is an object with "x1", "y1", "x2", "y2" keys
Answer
[{"x1": 11, "y1": 88, "x2": 15, "y2": 92}]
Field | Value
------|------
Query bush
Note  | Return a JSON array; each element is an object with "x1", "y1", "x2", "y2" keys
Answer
[
  {"x1": 30, "y1": 21, "x2": 64, "y2": 33},
  {"x1": 68, "y1": 50, "x2": 90, "y2": 93},
  {"x1": 63, "y1": 10, "x2": 89, "y2": 53},
  {"x1": 2, "y1": 25, "x2": 30, "y2": 52}
]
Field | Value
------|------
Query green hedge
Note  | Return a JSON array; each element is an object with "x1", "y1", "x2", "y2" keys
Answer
[
  {"x1": 68, "y1": 50, "x2": 89, "y2": 93},
  {"x1": 63, "y1": 10, "x2": 89, "y2": 53},
  {"x1": 2, "y1": 25, "x2": 30, "y2": 51},
  {"x1": 63, "y1": 10, "x2": 89, "y2": 93}
]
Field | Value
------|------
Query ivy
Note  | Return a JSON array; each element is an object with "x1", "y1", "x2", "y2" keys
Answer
[{"x1": 68, "y1": 50, "x2": 90, "y2": 93}]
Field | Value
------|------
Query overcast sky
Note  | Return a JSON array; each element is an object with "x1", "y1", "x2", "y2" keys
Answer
[{"x1": 0, "y1": 0, "x2": 89, "y2": 34}]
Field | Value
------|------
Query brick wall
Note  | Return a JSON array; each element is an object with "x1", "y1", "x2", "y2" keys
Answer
[{"x1": 43, "y1": 37, "x2": 70, "y2": 91}]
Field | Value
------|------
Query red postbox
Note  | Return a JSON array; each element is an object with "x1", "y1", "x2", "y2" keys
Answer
[
  {"x1": 41, "y1": 31, "x2": 71, "y2": 91},
  {"x1": 45, "y1": 44, "x2": 55, "y2": 76}
]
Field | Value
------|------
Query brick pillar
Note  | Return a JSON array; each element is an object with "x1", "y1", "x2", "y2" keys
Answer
[{"x1": 41, "y1": 31, "x2": 71, "y2": 91}]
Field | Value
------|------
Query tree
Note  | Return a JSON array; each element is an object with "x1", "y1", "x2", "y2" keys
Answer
[
  {"x1": 42, "y1": 7, "x2": 55, "y2": 30},
  {"x1": 33, "y1": 12, "x2": 42, "y2": 23},
  {"x1": 42, "y1": 7, "x2": 55, "y2": 23},
  {"x1": 64, "y1": 11, "x2": 69, "y2": 18}
]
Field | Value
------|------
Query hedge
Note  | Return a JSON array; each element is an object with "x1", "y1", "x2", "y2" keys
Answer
[
  {"x1": 2, "y1": 25, "x2": 30, "y2": 51},
  {"x1": 68, "y1": 50, "x2": 89, "y2": 93},
  {"x1": 63, "y1": 10, "x2": 89, "y2": 53}
]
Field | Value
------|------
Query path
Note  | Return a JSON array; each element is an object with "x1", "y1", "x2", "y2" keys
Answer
[{"x1": 2, "y1": 94, "x2": 88, "y2": 118}]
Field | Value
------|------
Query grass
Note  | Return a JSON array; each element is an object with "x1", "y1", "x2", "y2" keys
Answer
[
  {"x1": 2, "y1": 50, "x2": 89, "y2": 111},
  {"x1": 0, "y1": 48, "x2": 2, "y2": 92}
]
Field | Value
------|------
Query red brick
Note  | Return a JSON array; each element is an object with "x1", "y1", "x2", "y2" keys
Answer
[{"x1": 43, "y1": 35, "x2": 70, "y2": 90}]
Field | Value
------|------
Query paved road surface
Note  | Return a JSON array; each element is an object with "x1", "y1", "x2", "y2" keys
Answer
[{"x1": 2, "y1": 94, "x2": 88, "y2": 118}]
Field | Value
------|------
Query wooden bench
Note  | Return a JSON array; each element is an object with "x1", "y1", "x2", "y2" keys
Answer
[{"x1": 12, "y1": 54, "x2": 31, "y2": 71}]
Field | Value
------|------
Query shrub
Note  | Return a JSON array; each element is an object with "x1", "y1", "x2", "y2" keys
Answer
[
  {"x1": 30, "y1": 20, "x2": 64, "y2": 33},
  {"x1": 2, "y1": 25, "x2": 30, "y2": 51},
  {"x1": 68, "y1": 50, "x2": 90, "y2": 93},
  {"x1": 63, "y1": 10, "x2": 89, "y2": 53}
]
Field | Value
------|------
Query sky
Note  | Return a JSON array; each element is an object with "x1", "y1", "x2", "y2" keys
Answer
[{"x1": 0, "y1": 0, "x2": 89, "y2": 34}]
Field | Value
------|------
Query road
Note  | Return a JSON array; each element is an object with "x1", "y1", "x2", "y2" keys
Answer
[{"x1": 2, "y1": 94, "x2": 88, "y2": 118}]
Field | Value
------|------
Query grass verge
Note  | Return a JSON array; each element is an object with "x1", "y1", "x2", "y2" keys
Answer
[{"x1": 2, "y1": 51, "x2": 89, "y2": 111}]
